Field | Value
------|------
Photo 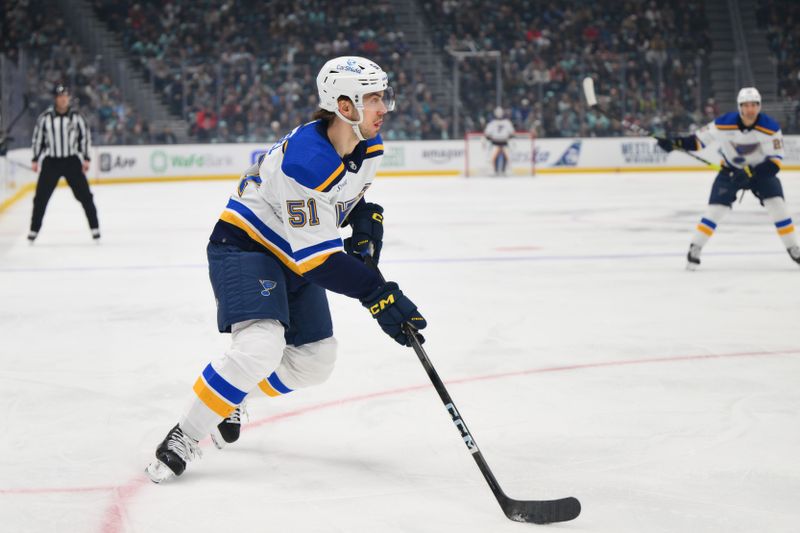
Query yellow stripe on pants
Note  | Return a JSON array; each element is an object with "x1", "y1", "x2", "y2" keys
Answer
[{"x1": 193, "y1": 377, "x2": 236, "y2": 417}]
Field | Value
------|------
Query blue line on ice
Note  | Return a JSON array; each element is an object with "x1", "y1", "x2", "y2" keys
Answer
[{"x1": 0, "y1": 250, "x2": 785, "y2": 273}]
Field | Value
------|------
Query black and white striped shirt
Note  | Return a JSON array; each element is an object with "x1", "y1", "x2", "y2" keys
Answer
[{"x1": 31, "y1": 106, "x2": 91, "y2": 161}]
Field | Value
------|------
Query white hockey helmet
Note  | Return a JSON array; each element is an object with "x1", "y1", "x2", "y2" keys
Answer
[
  {"x1": 316, "y1": 56, "x2": 394, "y2": 139},
  {"x1": 494, "y1": 106, "x2": 504, "y2": 119},
  {"x1": 737, "y1": 87, "x2": 761, "y2": 107}
]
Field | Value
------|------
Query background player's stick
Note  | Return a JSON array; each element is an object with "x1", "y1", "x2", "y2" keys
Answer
[
  {"x1": 581, "y1": 76, "x2": 720, "y2": 170},
  {"x1": 365, "y1": 256, "x2": 581, "y2": 525}
]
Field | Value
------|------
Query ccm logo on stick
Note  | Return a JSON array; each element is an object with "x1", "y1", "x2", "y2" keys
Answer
[{"x1": 446, "y1": 402, "x2": 478, "y2": 454}]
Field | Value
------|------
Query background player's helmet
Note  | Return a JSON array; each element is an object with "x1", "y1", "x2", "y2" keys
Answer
[
  {"x1": 737, "y1": 87, "x2": 761, "y2": 108},
  {"x1": 494, "y1": 106, "x2": 504, "y2": 119},
  {"x1": 316, "y1": 56, "x2": 394, "y2": 139}
]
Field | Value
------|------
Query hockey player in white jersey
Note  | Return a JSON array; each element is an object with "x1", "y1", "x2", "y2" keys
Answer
[
  {"x1": 656, "y1": 87, "x2": 800, "y2": 269},
  {"x1": 146, "y1": 56, "x2": 427, "y2": 482},
  {"x1": 484, "y1": 106, "x2": 515, "y2": 176}
]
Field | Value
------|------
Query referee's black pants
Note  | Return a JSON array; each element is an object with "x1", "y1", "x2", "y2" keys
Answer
[{"x1": 30, "y1": 156, "x2": 99, "y2": 233}]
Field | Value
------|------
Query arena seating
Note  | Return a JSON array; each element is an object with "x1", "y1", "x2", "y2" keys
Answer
[
  {"x1": 1, "y1": 0, "x2": 151, "y2": 145},
  {"x1": 419, "y1": 0, "x2": 713, "y2": 137}
]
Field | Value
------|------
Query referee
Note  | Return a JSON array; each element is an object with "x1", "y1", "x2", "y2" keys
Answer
[{"x1": 28, "y1": 84, "x2": 100, "y2": 242}]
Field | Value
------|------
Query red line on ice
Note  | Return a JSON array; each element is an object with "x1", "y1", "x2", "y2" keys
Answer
[{"x1": 2, "y1": 348, "x2": 798, "y2": 532}]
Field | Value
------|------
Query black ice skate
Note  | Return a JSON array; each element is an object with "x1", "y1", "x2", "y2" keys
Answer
[
  {"x1": 211, "y1": 403, "x2": 247, "y2": 449},
  {"x1": 145, "y1": 424, "x2": 202, "y2": 483},
  {"x1": 686, "y1": 244, "x2": 702, "y2": 270},
  {"x1": 27, "y1": 231, "x2": 37, "y2": 243},
  {"x1": 788, "y1": 246, "x2": 800, "y2": 267}
]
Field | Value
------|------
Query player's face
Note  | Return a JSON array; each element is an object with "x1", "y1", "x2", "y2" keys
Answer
[
  {"x1": 359, "y1": 91, "x2": 390, "y2": 139},
  {"x1": 739, "y1": 101, "x2": 759, "y2": 125}
]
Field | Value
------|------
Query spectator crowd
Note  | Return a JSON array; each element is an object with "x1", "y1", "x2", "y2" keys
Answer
[
  {"x1": 91, "y1": 0, "x2": 440, "y2": 142},
  {"x1": 420, "y1": 0, "x2": 713, "y2": 137},
  {"x1": 6, "y1": 0, "x2": 800, "y2": 144},
  {"x1": 757, "y1": 0, "x2": 800, "y2": 132},
  {"x1": 2, "y1": 0, "x2": 158, "y2": 146}
]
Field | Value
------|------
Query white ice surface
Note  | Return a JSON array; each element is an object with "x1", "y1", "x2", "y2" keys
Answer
[{"x1": 1, "y1": 172, "x2": 799, "y2": 533}]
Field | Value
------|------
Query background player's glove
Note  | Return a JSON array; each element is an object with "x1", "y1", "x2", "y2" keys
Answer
[
  {"x1": 361, "y1": 281, "x2": 427, "y2": 346},
  {"x1": 344, "y1": 202, "x2": 384, "y2": 263},
  {"x1": 654, "y1": 137, "x2": 677, "y2": 153}
]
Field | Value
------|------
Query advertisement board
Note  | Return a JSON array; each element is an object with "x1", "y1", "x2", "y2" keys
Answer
[{"x1": 3, "y1": 136, "x2": 800, "y2": 210}]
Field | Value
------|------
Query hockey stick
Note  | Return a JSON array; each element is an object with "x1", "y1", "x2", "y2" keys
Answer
[
  {"x1": 581, "y1": 77, "x2": 720, "y2": 170},
  {"x1": 365, "y1": 256, "x2": 581, "y2": 524}
]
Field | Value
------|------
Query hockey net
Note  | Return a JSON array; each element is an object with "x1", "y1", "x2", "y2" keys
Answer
[{"x1": 464, "y1": 131, "x2": 535, "y2": 177}]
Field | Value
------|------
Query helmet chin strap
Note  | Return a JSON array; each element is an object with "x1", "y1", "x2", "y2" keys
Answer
[{"x1": 334, "y1": 107, "x2": 366, "y2": 141}]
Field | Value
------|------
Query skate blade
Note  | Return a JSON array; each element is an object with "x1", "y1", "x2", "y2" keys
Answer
[
  {"x1": 210, "y1": 428, "x2": 227, "y2": 450},
  {"x1": 145, "y1": 460, "x2": 177, "y2": 483},
  {"x1": 686, "y1": 262, "x2": 699, "y2": 271}
]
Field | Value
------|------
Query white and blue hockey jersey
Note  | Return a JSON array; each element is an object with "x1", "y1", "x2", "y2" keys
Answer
[
  {"x1": 692, "y1": 112, "x2": 784, "y2": 170},
  {"x1": 210, "y1": 120, "x2": 385, "y2": 298}
]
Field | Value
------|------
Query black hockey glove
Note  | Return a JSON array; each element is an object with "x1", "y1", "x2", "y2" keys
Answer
[
  {"x1": 361, "y1": 281, "x2": 427, "y2": 346},
  {"x1": 344, "y1": 202, "x2": 384, "y2": 263},
  {"x1": 654, "y1": 137, "x2": 677, "y2": 153}
]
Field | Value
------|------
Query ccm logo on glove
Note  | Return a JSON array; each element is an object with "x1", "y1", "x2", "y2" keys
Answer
[
  {"x1": 369, "y1": 293, "x2": 395, "y2": 315},
  {"x1": 361, "y1": 281, "x2": 427, "y2": 346}
]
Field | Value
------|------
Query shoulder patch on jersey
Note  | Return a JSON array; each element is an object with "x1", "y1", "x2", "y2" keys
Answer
[
  {"x1": 281, "y1": 124, "x2": 345, "y2": 192},
  {"x1": 754, "y1": 114, "x2": 780, "y2": 135},
  {"x1": 714, "y1": 112, "x2": 739, "y2": 129},
  {"x1": 365, "y1": 134, "x2": 384, "y2": 159}
]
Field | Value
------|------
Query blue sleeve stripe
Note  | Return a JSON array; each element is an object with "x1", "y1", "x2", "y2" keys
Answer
[
  {"x1": 267, "y1": 371, "x2": 293, "y2": 394},
  {"x1": 225, "y1": 199, "x2": 293, "y2": 257},
  {"x1": 294, "y1": 237, "x2": 343, "y2": 261},
  {"x1": 775, "y1": 218, "x2": 793, "y2": 228},
  {"x1": 202, "y1": 364, "x2": 247, "y2": 405},
  {"x1": 700, "y1": 217, "x2": 717, "y2": 229}
]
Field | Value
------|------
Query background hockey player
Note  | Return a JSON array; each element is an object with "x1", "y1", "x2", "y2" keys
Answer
[
  {"x1": 655, "y1": 87, "x2": 800, "y2": 269},
  {"x1": 146, "y1": 56, "x2": 427, "y2": 482},
  {"x1": 484, "y1": 106, "x2": 515, "y2": 176}
]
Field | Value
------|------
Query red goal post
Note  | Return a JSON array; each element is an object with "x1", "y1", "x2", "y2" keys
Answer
[{"x1": 464, "y1": 131, "x2": 536, "y2": 177}]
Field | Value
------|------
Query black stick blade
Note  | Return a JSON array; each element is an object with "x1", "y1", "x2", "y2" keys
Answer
[{"x1": 502, "y1": 496, "x2": 581, "y2": 524}]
